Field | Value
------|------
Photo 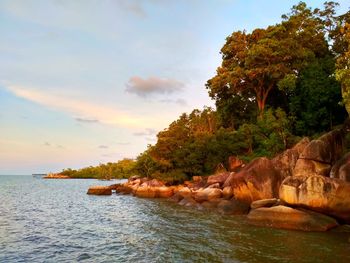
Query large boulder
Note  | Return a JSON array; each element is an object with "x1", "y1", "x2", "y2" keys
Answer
[
  {"x1": 156, "y1": 186, "x2": 174, "y2": 198},
  {"x1": 217, "y1": 199, "x2": 250, "y2": 215},
  {"x1": 330, "y1": 152, "x2": 350, "y2": 182},
  {"x1": 247, "y1": 205, "x2": 338, "y2": 231},
  {"x1": 141, "y1": 179, "x2": 165, "y2": 187},
  {"x1": 223, "y1": 157, "x2": 281, "y2": 204},
  {"x1": 222, "y1": 186, "x2": 233, "y2": 199},
  {"x1": 299, "y1": 139, "x2": 332, "y2": 164},
  {"x1": 207, "y1": 172, "x2": 230, "y2": 186},
  {"x1": 318, "y1": 129, "x2": 344, "y2": 164},
  {"x1": 193, "y1": 188, "x2": 222, "y2": 202},
  {"x1": 87, "y1": 186, "x2": 112, "y2": 195},
  {"x1": 279, "y1": 175, "x2": 350, "y2": 223},
  {"x1": 293, "y1": 159, "x2": 331, "y2": 177},
  {"x1": 134, "y1": 186, "x2": 157, "y2": 198},
  {"x1": 272, "y1": 137, "x2": 310, "y2": 179}
]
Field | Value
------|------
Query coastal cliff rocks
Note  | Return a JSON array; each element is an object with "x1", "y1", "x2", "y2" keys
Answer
[
  {"x1": 207, "y1": 172, "x2": 230, "y2": 187},
  {"x1": 271, "y1": 137, "x2": 310, "y2": 179},
  {"x1": 247, "y1": 205, "x2": 338, "y2": 231},
  {"x1": 217, "y1": 199, "x2": 250, "y2": 215},
  {"x1": 250, "y1": 198, "x2": 279, "y2": 209},
  {"x1": 223, "y1": 157, "x2": 280, "y2": 204},
  {"x1": 193, "y1": 188, "x2": 223, "y2": 202},
  {"x1": 330, "y1": 152, "x2": 350, "y2": 182},
  {"x1": 279, "y1": 175, "x2": 350, "y2": 223},
  {"x1": 87, "y1": 186, "x2": 112, "y2": 195},
  {"x1": 228, "y1": 156, "x2": 245, "y2": 171}
]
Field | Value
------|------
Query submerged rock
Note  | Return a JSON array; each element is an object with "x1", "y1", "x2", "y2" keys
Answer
[
  {"x1": 87, "y1": 186, "x2": 112, "y2": 195},
  {"x1": 217, "y1": 199, "x2": 250, "y2": 215},
  {"x1": 279, "y1": 175, "x2": 350, "y2": 223},
  {"x1": 247, "y1": 205, "x2": 338, "y2": 231}
]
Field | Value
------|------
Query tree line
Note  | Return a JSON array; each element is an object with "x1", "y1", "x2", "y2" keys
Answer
[{"x1": 61, "y1": 2, "x2": 350, "y2": 182}]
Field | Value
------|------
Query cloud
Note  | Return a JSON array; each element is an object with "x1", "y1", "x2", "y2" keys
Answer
[
  {"x1": 5, "y1": 85, "x2": 158, "y2": 128},
  {"x1": 98, "y1": 145, "x2": 109, "y2": 149},
  {"x1": 44, "y1": 142, "x2": 51, "y2": 146},
  {"x1": 133, "y1": 128, "x2": 157, "y2": 136},
  {"x1": 75, "y1": 117, "x2": 99, "y2": 123},
  {"x1": 159, "y1": 98, "x2": 188, "y2": 106},
  {"x1": 125, "y1": 76, "x2": 184, "y2": 97}
]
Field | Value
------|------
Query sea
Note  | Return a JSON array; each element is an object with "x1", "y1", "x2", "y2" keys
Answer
[{"x1": 0, "y1": 175, "x2": 349, "y2": 263}]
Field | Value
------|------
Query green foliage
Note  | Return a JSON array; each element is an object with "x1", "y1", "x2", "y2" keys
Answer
[{"x1": 60, "y1": 159, "x2": 136, "y2": 179}]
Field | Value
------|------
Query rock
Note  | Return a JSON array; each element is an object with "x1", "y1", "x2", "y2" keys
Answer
[
  {"x1": 87, "y1": 186, "x2": 112, "y2": 195},
  {"x1": 141, "y1": 179, "x2": 165, "y2": 187},
  {"x1": 134, "y1": 186, "x2": 157, "y2": 198},
  {"x1": 207, "y1": 183, "x2": 221, "y2": 189},
  {"x1": 169, "y1": 192, "x2": 183, "y2": 202},
  {"x1": 299, "y1": 139, "x2": 332, "y2": 164},
  {"x1": 201, "y1": 199, "x2": 222, "y2": 209},
  {"x1": 250, "y1": 198, "x2": 279, "y2": 209},
  {"x1": 193, "y1": 188, "x2": 222, "y2": 202},
  {"x1": 222, "y1": 186, "x2": 233, "y2": 199},
  {"x1": 128, "y1": 175, "x2": 141, "y2": 182},
  {"x1": 115, "y1": 184, "x2": 133, "y2": 194},
  {"x1": 43, "y1": 173, "x2": 71, "y2": 179},
  {"x1": 223, "y1": 157, "x2": 281, "y2": 204},
  {"x1": 330, "y1": 152, "x2": 350, "y2": 182},
  {"x1": 156, "y1": 186, "x2": 174, "y2": 198},
  {"x1": 192, "y1": 176, "x2": 203, "y2": 182},
  {"x1": 207, "y1": 172, "x2": 230, "y2": 186},
  {"x1": 178, "y1": 197, "x2": 198, "y2": 207},
  {"x1": 279, "y1": 175, "x2": 350, "y2": 223},
  {"x1": 318, "y1": 129, "x2": 344, "y2": 164},
  {"x1": 178, "y1": 187, "x2": 192, "y2": 198},
  {"x1": 217, "y1": 199, "x2": 250, "y2": 215},
  {"x1": 228, "y1": 156, "x2": 245, "y2": 172},
  {"x1": 293, "y1": 159, "x2": 331, "y2": 177},
  {"x1": 331, "y1": 224, "x2": 350, "y2": 233},
  {"x1": 272, "y1": 137, "x2": 310, "y2": 179},
  {"x1": 247, "y1": 205, "x2": 338, "y2": 231}
]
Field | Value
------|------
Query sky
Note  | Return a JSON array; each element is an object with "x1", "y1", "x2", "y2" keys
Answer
[{"x1": 0, "y1": 0, "x2": 349, "y2": 174}]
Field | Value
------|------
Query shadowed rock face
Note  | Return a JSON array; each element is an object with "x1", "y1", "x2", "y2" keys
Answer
[
  {"x1": 223, "y1": 157, "x2": 281, "y2": 204},
  {"x1": 247, "y1": 205, "x2": 338, "y2": 231},
  {"x1": 207, "y1": 172, "x2": 230, "y2": 186},
  {"x1": 217, "y1": 199, "x2": 250, "y2": 215},
  {"x1": 279, "y1": 175, "x2": 350, "y2": 223},
  {"x1": 272, "y1": 137, "x2": 310, "y2": 179},
  {"x1": 330, "y1": 152, "x2": 350, "y2": 182}
]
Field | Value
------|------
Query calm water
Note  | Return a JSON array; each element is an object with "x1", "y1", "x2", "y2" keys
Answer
[{"x1": 0, "y1": 175, "x2": 349, "y2": 263}]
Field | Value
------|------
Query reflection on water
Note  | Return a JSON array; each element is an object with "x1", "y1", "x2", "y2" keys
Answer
[{"x1": 0, "y1": 175, "x2": 349, "y2": 262}]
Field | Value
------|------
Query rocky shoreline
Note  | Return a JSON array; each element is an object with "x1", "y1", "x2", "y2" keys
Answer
[{"x1": 87, "y1": 124, "x2": 350, "y2": 232}]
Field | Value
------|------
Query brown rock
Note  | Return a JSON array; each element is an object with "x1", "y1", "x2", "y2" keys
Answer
[
  {"x1": 178, "y1": 197, "x2": 198, "y2": 207},
  {"x1": 293, "y1": 159, "x2": 331, "y2": 177},
  {"x1": 299, "y1": 139, "x2": 332, "y2": 163},
  {"x1": 193, "y1": 188, "x2": 222, "y2": 202},
  {"x1": 207, "y1": 183, "x2": 221, "y2": 189},
  {"x1": 134, "y1": 186, "x2": 157, "y2": 198},
  {"x1": 207, "y1": 172, "x2": 230, "y2": 186},
  {"x1": 250, "y1": 198, "x2": 279, "y2": 209},
  {"x1": 178, "y1": 187, "x2": 192, "y2": 198},
  {"x1": 156, "y1": 186, "x2": 174, "y2": 198},
  {"x1": 87, "y1": 186, "x2": 112, "y2": 195},
  {"x1": 228, "y1": 156, "x2": 245, "y2": 172},
  {"x1": 217, "y1": 199, "x2": 250, "y2": 215},
  {"x1": 318, "y1": 129, "x2": 344, "y2": 164},
  {"x1": 115, "y1": 184, "x2": 133, "y2": 194},
  {"x1": 223, "y1": 157, "x2": 281, "y2": 204},
  {"x1": 247, "y1": 205, "x2": 338, "y2": 231},
  {"x1": 141, "y1": 179, "x2": 165, "y2": 187},
  {"x1": 272, "y1": 137, "x2": 310, "y2": 179},
  {"x1": 330, "y1": 152, "x2": 350, "y2": 182},
  {"x1": 280, "y1": 175, "x2": 350, "y2": 223},
  {"x1": 222, "y1": 186, "x2": 233, "y2": 199}
]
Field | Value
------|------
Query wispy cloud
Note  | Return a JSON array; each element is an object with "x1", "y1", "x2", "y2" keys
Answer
[
  {"x1": 98, "y1": 145, "x2": 109, "y2": 149},
  {"x1": 75, "y1": 117, "x2": 99, "y2": 123},
  {"x1": 5, "y1": 85, "x2": 157, "y2": 128},
  {"x1": 133, "y1": 128, "x2": 157, "y2": 136},
  {"x1": 159, "y1": 98, "x2": 188, "y2": 106},
  {"x1": 125, "y1": 76, "x2": 184, "y2": 97}
]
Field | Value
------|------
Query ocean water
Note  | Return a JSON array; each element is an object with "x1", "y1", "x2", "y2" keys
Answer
[{"x1": 0, "y1": 175, "x2": 349, "y2": 263}]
